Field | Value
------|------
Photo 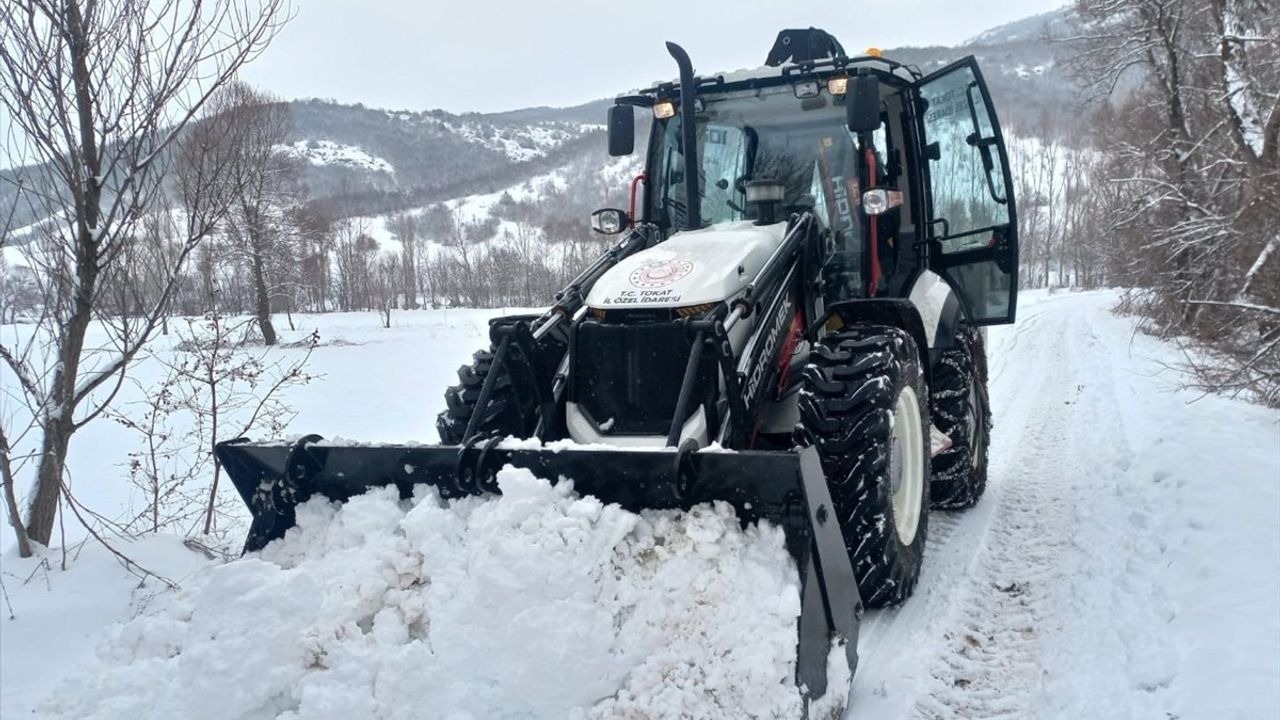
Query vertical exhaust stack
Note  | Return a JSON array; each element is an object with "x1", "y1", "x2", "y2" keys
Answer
[{"x1": 665, "y1": 41, "x2": 701, "y2": 230}]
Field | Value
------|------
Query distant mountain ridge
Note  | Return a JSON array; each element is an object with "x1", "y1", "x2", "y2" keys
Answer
[
  {"x1": 282, "y1": 98, "x2": 611, "y2": 219},
  {"x1": 1, "y1": 8, "x2": 1085, "y2": 229},
  {"x1": 281, "y1": 7, "x2": 1082, "y2": 219}
]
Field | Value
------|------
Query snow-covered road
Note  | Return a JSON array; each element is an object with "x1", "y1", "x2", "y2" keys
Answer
[
  {"x1": 848, "y1": 290, "x2": 1279, "y2": 719},
  {"x1": 2, "y1": 290, "x2": 1277, "y2": 718}
]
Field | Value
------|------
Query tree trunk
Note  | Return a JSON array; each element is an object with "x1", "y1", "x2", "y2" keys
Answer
[
  {"x1": 26, "y1": 270, "x2": 98, "y2": 546},
  {"x1": 248, "y1": 220, "x2": 277, "y2": 346},
  {"x1": 0, "y1": 427, "x2": 33, "y2": 557},
  {"x1": 26, "y1": 293, "x2": 94, "y2": 546},
  {"x1": 20, "y1": 0, "x2": 99, "y2": 550},
  {"x1": 26, "y1": 424, "x2": 69, "y2": 546},
  {"x1": 203, "y1": 353, "x2": 221, "y2": 535}
]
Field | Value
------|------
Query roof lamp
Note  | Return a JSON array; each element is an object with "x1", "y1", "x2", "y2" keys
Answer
[{"x1": 793, "y1": 79, "x2": 820, "y2": 99}]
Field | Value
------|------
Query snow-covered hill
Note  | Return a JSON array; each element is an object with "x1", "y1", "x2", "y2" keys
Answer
[
  {"x1": 277, "y1": 98, "x2": 611, "y2": 221},
  {"x1": 276, "y1": 139, "x2": 395, "y2": 174},
  {"x1": 0, "y1": 8, "x2": 1091, "y2": 233},
  {"x1": 963, "y1": 7, "x2": 1074, "y2": 46},
  {"x1": 2, "y1": 290, "x2": 1276, "y2": 718}
]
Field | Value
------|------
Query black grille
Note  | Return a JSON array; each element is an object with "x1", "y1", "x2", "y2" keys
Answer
[{"x1": 571, "y1": 321, "x2": 716, "y2": 436}]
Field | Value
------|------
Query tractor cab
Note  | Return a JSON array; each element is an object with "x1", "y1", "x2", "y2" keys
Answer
[{"x1": 601, "y1": 29, "x2": 1019, "y2": 326}]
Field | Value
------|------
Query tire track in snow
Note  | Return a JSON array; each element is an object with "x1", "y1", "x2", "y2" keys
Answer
[
  {"x1": 911, "y1": 296, "x2": 1082, "y2": 718},
  {"x1": 1030, "y1": 303, "x2": 1178, "y2": 717},
  {"x1": 845, "y1": 294, "x2": 1079, "y2": 718},
  {"x1": 844, "y1": 292, "x2": 1227, "y2": 719},
  {"x1": 913, "y1": 293, "x2": 1178, "y2": 719}
]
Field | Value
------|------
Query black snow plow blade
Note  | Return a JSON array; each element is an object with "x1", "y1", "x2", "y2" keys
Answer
[{"x1": 214, "y1": 437, "x2": 861, "y2": 710}]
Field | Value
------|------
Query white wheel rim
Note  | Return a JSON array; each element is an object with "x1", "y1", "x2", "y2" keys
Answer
[
  {"x1": 968, "y1": 382, "x2": 985, "y2": 469},
  {"x1": 890, "y1": 385, "x2": 925, "y2": 545}
]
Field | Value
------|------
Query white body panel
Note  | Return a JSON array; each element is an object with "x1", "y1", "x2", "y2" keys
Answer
[
  {"x1": 566, "y1": 403, "x2": 708, "y2": 447},
  {"x1": 585, "y1": 221, "x2": 787, "y2": 309},
  {"x1": 907, "y1": 270, "x2": 954, "y2": 349}
]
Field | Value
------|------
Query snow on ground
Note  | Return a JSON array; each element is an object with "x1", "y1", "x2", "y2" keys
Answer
[
  {"x1": 848, "y1": 290, "x2": 1280, "y2": 719},
  {"x1": 2, "y1": 290, "x2": 1278, "y2": 718},
  {"x1": 276, "y1": 140, "x2": 394, "y2": 174},
  {"x1": 34, "y1": 471, "x2": 828, "y2": 720},
  {"x1": 0, "y1": 537, "x2": 213, "y2": 718}
]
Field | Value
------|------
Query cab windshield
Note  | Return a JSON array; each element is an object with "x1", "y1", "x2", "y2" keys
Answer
[{"x1": 650, "y1": 83, "x2": 865, "y2": 243}]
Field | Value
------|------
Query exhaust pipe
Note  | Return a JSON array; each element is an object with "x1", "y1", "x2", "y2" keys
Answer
[{"x1": 665, "y1": 41, "x2": 701, "y2": 230}]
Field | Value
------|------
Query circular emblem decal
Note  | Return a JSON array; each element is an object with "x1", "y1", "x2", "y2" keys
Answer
[{"x1": 629, "y1": 259, "x2": 694, "y2": 289}]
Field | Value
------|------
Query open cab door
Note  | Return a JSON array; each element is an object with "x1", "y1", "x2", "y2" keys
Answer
[{"x1": 915, "y1": 57, "x2": 1018, "y2": 324}]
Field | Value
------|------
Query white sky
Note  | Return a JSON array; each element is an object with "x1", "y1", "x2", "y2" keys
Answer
[{"x1": 241, "y1": 0, "x2": 1067, "y2": 114}]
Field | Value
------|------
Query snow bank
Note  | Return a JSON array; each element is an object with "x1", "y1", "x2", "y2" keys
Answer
[{"x1": 39, "y1": 467, "x2": 843, "y2": 719}]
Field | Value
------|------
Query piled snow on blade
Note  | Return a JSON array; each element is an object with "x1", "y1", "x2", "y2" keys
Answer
[{"x1": 39, "y1": 467, "x2": 848, "y2": 719}]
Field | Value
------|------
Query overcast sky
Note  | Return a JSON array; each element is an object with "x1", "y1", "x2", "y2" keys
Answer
[{"x1": 241, "y1": 1, "x2": 1067, "y2": 114}]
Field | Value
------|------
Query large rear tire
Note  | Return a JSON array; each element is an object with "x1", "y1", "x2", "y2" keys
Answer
[
  {"x1": 798, "y1": 324, "x2": 931, "y2": 608},
  {"x1": 929, "y1": 325, "x2": 990, "y2": 509}
]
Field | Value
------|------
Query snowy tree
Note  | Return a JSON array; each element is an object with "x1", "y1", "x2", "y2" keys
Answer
[
  {"x1": 0, "y1": 0, "x2": 290, "y2": 555},
  {"x1": 1068, "y1": 0, "x2": 1279, "y2": 402},
  {"x1": 215, "y1": 83, "x2": 299, "y2": 346}
]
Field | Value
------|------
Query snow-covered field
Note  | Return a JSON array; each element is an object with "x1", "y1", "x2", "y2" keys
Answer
[{"x1": 2, "y1": 290, "x2": 1277, "y2": 718}]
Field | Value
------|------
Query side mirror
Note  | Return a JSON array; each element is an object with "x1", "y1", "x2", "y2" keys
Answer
[
  {"x1": 591, "y1": 207, "x2": 630, "y2": 234},
  {"x1": 846, "y1": 75, "x2": 881, "y2": 134},
  {"x1": 607, "y1": 105, "x2": 634, "y2": 157}
]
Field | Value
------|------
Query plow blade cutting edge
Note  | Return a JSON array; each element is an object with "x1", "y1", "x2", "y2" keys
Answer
[{"x1": 214, "y1": 437, "x2": 862, "y2": 708}]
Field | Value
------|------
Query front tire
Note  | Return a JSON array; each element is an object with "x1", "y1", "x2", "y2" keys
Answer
[
  {"x1": 436, "y1": 346, "x2": 535, "y2": 444},
  {"x1": 798, "y1": 324, "x2": 931, "y2": 608},
  {"x1": 929, "y1": 325, "x2": 990, "y2": 509}
]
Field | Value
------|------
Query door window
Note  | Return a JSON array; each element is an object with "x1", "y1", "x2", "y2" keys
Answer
[
  {"x1": 920, "y1": 65, "x2": 1011, "y2": 251},
  {"x1": 917, "y1": 58, "x2": 1019, "y2": 325}
]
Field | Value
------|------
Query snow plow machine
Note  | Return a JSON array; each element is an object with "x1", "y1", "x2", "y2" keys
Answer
[{"x1": 216, "y1": 29, "x2": 1019, "y2": 714}]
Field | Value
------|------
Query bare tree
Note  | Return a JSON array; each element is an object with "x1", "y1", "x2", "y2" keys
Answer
[
  {"x1": 1067, "y1": 0, "x2": 1279, "y2": 402},
  {"x1": 371, "y1": 253, "x2": 401, "y2": 328},
  {"x1": 0, "y1": 0, "x2": 290, "y2": 554},
  {"x1": 503, "y1": 216, "x2": 546, "y2": 305},
  {"x1": 331, "y1": 218, "x2": 377, "y2": 311},
  {"x1": 386, "y1": 211, "x2": 418, "y2": 309},
  {"x1": 216, "y1": 82, "x2": 296, "y2": 345}
]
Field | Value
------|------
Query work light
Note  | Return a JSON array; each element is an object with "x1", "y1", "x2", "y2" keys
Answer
[
  {"x1": 862, "y1": 189, "x2": 903, "y2": 215},
  {"x1": 793, "y1": 79, "x2": 820, "y2": 99}
]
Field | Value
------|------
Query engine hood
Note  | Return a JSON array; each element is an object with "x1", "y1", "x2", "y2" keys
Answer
[{"x1": 586, "y1": 221, "x2": 788, "y2": 310}]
